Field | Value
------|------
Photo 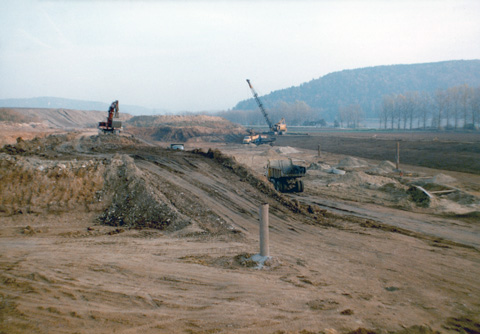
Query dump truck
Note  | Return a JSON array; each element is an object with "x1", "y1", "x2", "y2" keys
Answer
[{"x1": 266, "y1": 159, "x2": 306, "y2": 192}]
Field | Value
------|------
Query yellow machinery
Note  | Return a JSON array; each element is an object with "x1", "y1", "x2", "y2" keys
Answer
[{"x1": 246, "y1": 79, "x2": 287, "y2": 135}]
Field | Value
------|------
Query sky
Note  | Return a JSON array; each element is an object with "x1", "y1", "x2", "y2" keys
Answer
[{"x1": 1, "y1": 0, "x2": 479, "y2": 112}]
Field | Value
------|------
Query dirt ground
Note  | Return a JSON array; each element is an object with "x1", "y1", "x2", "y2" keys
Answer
[{"x1": 1, "y1": 123, "x2": 480, "y2": 333}]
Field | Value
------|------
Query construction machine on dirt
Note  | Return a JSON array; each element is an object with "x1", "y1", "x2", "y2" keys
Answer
[
  {"x1": 98, "y1": 100, "x2": 122, "y2": 134},
  {"x1": 242, "y1": 129, "x2": 276, "y2": 145},
  {"x1": 266, "y1": 159, "x2": 306, "y2": 192},
  {"x1": 246, "y1": 79, "x2": 287, "y2": 135}
]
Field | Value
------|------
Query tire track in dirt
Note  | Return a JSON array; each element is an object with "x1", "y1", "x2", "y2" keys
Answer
[{"x1": 292, "y1": 194, "x2": 480, "y2": 249}]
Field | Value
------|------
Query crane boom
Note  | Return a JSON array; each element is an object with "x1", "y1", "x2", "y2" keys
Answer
[{"x1": 246, "y1": 79, "x2": 274, "y2": 130}]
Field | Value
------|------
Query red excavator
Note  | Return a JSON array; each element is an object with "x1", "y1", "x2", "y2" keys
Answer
[{"x1": 98, "y1": 100, "x2": 122, "y2": 134}]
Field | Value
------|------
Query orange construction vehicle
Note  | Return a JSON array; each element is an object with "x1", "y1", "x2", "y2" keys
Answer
[
  {"x1": 98, "y1": 100, "x2": 122, "y2": 134},
  {"x1": 246, "y1": 79, "x2": 287, "y2": 135}
]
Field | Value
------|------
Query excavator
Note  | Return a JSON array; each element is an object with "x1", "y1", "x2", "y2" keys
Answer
[
  {"x1": 246, "y1": 79, "x2": 287, "y2": 135},
  {"x1": 98, "y1": 100, "x2": 122, "y2": 134}
]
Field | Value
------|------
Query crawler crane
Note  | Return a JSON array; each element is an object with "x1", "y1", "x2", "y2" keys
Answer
[{"x1": 246, "y1": 79, "x2": 287, "y2": 135}]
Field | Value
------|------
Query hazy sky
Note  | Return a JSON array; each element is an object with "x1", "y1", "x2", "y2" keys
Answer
[{"x1": 1, "y1": 0, "x2": 479, "y2": 112}]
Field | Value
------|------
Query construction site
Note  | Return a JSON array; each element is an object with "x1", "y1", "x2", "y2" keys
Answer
[{"x1": 0, "y1": 104, "x2": 479, "y2": 334}]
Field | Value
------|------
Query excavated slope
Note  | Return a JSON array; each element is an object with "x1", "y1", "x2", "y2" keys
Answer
[{"x1": 0, "y1": 133, "x2": 323, "y2": 236}]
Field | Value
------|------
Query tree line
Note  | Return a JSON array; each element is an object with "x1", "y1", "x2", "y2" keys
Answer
[
  {"x1": 216, "y1": 100, "x2": 326, "y2": 127},
  {"x1": 379, "y1": 84, "x2": 480, "y2": 130},
  {"x1": 217, "y1": 83, "x2": 480, "y2": 130}
]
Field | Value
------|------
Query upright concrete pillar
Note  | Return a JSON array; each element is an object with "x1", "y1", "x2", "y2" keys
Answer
[
  {"x1": 259, "y1": 203, "x2": 270, "y2": 257},
  {"x1": 396, "y1": 141, "x2": 400, "y2": 170}
]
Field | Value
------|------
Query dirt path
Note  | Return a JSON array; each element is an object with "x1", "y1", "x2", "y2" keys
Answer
[{"x1": 292, "y1": 195, "x2": 480, "y2": 249}]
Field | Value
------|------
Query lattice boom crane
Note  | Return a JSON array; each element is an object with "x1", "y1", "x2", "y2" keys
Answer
[{"x1": 246, "y1": 79, "x2": 287, "y2": 134}]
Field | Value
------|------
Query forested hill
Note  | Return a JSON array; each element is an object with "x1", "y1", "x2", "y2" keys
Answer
[{"x1": 233, "y1": 60, "x2": 480, "y2": 120}]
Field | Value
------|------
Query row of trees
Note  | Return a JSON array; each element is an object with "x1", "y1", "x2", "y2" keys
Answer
[
  {"x1": 217, "y1": 100, "x2": 325, "y2": 127},
  {"x1": 337, "y1": 104, "x2": 365, "y2": 128},
  {"x1": 220, "y1": 84, "x2": 480, "y2": 130},
  {"x1": 379, "y1": 84, "x2": 480, "y2": 130}
]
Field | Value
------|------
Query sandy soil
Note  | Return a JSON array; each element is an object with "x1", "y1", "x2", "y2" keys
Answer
[{"x1": 1, "y1": 129, "x2": 479, "y2": 334}]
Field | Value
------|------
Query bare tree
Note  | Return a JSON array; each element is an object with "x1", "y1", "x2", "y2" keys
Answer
[
  {"x1": 418, "y1": 91, "x2": 431, "y2": 129},
  {"x1": 459, "y1": 84, "x2": 473, "y2": 128},
  {"x1": 469, "y1": 86, "x2": 480, "y2": 128},
  {"x1": 446, "y1": 86, "x2": 461, "y2": 129},
  {"x1": 404, "y1": 91, "x2": 418, "y2": 129},
  {"x1": 381, "y1": 95, "x2": 395, "y2": 129},
  {"x1": 434, "y1": 89, "x2": 447, "y2": 129},
  {"x1": 338, "y1": 104, "x2": 364, "y2": 128}
]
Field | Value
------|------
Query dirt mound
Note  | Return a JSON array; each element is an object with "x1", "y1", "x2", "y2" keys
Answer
[
  {"x1": 337, "y1": 156, "x2": 369, "y2": 169},
  {"x1": 98, "y1": 154, "x2": 191, "y2": 230},
  {"x1": 428, "y1": 173, "x2": 457, "y2": 185},
  {"x1": 369, "y1": 160, "x2": 397, "y2": 174},
  {"x1": 130, "y1": 125, "x2": 242, "y2": 143},
  {"x1": 126, "y1": 115, "x2": 245, "y2": 143},
  {"x1": 342, "y1": 171, "x2": 399, "y2": 189},
  {"x1": 407, "y1": 186, "x2": 432, "y2": 208},
  {"x1": 0, "y1": 153, "x2": 107, "y2": 215},
  {"x1": 409, "y1": 178, "x2": 480, "y2": 211},
  {"x1": 127, "y1": 114, "x2": 239, "y2": 127},
  {"x1": 308, "y1": 162, "x2": 331, "y2": 170},
  {"x1": 275, "y1": 146, "x2": 301, "y2": 154},
  {"x1": 6, "y1": 107, "x2": 131, "y2": 129},
  {"x1": 260, "y1": 148, "x2": 282, "y2": 157},
  {"x1": 0, "y1": 108, "x2": 40, "y2": 123},
  {"x1": 1, "y1": 132, "x2": 147, "y2": 157},
  {"x1": 0, "y1": 134, "x2": 240, "y2": 234}
]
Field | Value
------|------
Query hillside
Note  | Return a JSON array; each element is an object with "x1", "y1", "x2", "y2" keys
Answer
[
  {"x1": 0, "y1": 107, "x2": 132, "y2": 129},
  {"x1": 0, "y1": 109, "x2": 246, "y2": 146},
  {"x1": 0, "y1": 97, "x2": 165, "y2": 116},
  {"x1": 234, "y1": 60, "x2": 480, "y2": 120}
]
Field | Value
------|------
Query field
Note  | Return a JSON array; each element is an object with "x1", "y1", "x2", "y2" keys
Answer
[
  {"x1": 276, "y1": 131, "x2": 480, "y2": 175},
  {"x1": 0, "y1": 112, "x2": 479, "y2": 334}
]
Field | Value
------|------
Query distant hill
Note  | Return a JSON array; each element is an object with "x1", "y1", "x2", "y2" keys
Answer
[
  {"x1": 234, "y1": 60, "x2": 480, "y2": 120},
  {"x1": 0, "y1": 107, "x2": 132, "y2": 129},
  {"x1": 0, "y1": 97, "x2": 166, "y2": 116}
]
